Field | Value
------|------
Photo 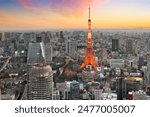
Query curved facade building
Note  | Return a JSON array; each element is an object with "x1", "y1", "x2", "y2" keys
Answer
[{"x1": 27, "y1": 65, "x2": 53, "y2": 100}]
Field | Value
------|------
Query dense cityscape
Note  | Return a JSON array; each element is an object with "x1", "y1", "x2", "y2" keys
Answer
[
  {"x1": 1, "y1": 0, "x2": 150, "y2": 100},
  {"x1": 1, "y1": 27, "x2": 150, "y2": 100}
]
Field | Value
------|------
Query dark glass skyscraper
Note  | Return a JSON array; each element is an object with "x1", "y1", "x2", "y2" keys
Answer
[
  {"x1": 116, "y1": 77, "x2": 124, "y2": 100},
  {"x1": 112, "y1": 39, "x2": 119, "y2": 51}
]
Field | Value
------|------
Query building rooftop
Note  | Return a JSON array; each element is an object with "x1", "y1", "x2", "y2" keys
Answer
[
  {"x1": 31, "y1": 65, "x2": 52, "y2": 77},
  {"x1": 125, "y1": 77, "x2": 143, "y2": 81},
  {"x1": 27, "y1": 42, "x2": 46, "y2": 64}
]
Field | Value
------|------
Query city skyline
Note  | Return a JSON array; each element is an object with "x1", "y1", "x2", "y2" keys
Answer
[{"x1": 0, "y1": 0, "x2": 150, "y2": 29}]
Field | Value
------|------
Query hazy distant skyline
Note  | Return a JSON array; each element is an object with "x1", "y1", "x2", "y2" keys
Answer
[{"x1": 0, "y1": 0, "x2": 150, "y2": 29}]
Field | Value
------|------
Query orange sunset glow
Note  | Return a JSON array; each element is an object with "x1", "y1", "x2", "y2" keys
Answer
[{"x1": 0, "y1": 0, "x2": 150, "y2": 29}]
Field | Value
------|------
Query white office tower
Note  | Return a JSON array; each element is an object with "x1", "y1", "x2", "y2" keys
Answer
[
  {"x1": 45, "y1": 43, "x2": 53, "y2": 63},
  {"x1": 0, "y1": 32, "x2": 4, "y2": 41}
]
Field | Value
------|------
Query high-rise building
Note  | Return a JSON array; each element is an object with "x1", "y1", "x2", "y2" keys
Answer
[
  {"x1": 27, "y1": 42, "x2": 53, "y2": 65},
  {"x1": 41, "y1": 32, "x2": 46, "y2": 42},
  {"x1": 147, "y1": 61, "x2": 150, "y2": 84},
  {"x1": 80, "y1": 7, "x2": 97, "y2": 70},
  {"x1": 70, "y1": 81, "x2": 80, "y2": 99},
  {"x1": 94, "y1": 89, "x2": 102, "y2": 100},
  {"x1": 4, "y1": 32, "x2": 11, "y2": 40},
  {"x1": 27, "y1": 65, "x2": 53, "y2": 100},
  {"x1": 44, "y1": 32, "x2": 51, "y2": 44},
  {"x1": 45, "y1": 44, "x2": 53, "y2": 63},
  {"x1": 0, "y1": 88, "x2": 1, "y2": 100},
  {"x1": 16, "y1": 44, "x2": 27, "y2": 57},
  {"x1": 112, "y1": 39, "x2": 119, "y2": 51},
  {"x1": 0, "y1": 48, "x2": 4, "y2": 56},
  {"x1": 65, "y1": 40, "x2": 71, "y2": 54},
  {"x1": 139, "y1": 56, "x2": 144, "y2": 68},
  {"x1": 116, "y1": 77, "x2": 125, "y2": 100},
  {"x1": 65, "y1": 40, "x2": 78, "y2": 59},
  {"x1": 148, "y1": 39, "x2": 150, "y2": 51},
  {"x1": 27, "y1": 42, "x2": 46, "y2": 65},
  {"x1": 126, "y1": 39, "x2": 133, "y2": 54},
  {"x1": 101, "y1": 48, "x2": 107, "y2": 65},
  {"x1": 142, "y1": 66, "x2": 147, "y2": 83},
  {"x1": 60, "y1": 31, "x2": 64, "y2": 39},
  {"x1": 58, "y1": 31, "x2": 65, "y2": 43},
  {"x1": 0, "y1": 33, "x2": 3, "y2": 41},
  {"x1": 27, "y1": 40, "x2": 53, "y2": 100},
  {"x1": 36, "y1": 36, "x2": 42, "y2": 43}
]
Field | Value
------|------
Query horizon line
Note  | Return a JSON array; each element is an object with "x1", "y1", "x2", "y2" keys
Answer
[{"x1": 1, "y1": 27, "x2": 150, "y2": 31}]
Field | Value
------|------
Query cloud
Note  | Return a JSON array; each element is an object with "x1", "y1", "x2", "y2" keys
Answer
[
  {"x1": 17, "y1": 0, "x2": 33, "y2": 10},
  {"x1": 48, "y1": 0, "x2": 106, "y2": 12},
  {"x1": 46, "y1": 0, "x2": 107, "y2": 17},
  {"x1": 16, "y1": 0, "x2": 106, "y2": 16}
]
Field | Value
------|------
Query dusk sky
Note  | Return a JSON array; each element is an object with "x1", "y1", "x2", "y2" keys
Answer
[{"x1": 0, "y1": 0, "x2": 150, "y2": 29}]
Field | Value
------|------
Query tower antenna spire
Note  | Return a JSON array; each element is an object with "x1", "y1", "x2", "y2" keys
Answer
[
  {"x1": 89, "y1": 0, "x2": 91, "y2": 19},
  {"x1": 89, "y1": 5, "x2": 91, "y2": 19}
]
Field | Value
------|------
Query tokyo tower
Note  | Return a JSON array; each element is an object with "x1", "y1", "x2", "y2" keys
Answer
[{"x1": 80, "y1": 6, "x2": 97, "y2": 70}]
